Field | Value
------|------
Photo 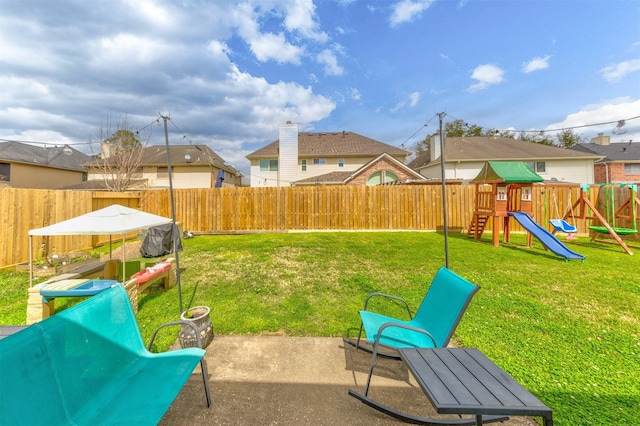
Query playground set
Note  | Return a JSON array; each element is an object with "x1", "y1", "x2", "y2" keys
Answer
[
  {"x1": 467, "y1": 162, "x2": 585, "y2": 260},
  {"x1": 554, "y1": 183, "x2": 638, "y2": 255}
]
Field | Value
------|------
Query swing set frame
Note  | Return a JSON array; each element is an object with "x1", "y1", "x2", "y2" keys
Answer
[{"x1": 558, "y1": 184, "x2": 637, "y2": 255}]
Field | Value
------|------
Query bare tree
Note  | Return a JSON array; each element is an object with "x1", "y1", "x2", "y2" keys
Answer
[{"x1": 90, "y1": 115, "x2": 149, "y2": 192}]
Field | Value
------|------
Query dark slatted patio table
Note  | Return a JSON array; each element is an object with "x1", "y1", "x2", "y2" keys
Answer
[{"x1": 398, "y1": 347, "x2": 553, "y2": 426}]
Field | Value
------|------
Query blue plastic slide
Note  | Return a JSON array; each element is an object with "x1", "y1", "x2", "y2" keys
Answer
[{"x1": 508, "y1": 212, "x2": 585, "y2": 260}]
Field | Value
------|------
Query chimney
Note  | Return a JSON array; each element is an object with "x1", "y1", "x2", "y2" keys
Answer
[
  {"x1": 590, "y1": 133, "x2": 610, "y2": 146},
  {"x1": 278, "y1": 121, "x2": 298, "y2": 187},
  {"x1": 430, "y1": 134, "x2": 441, "y2": 162},
  {"x1": 101, "y1": 142, "x2": 111, "y2": 159}
]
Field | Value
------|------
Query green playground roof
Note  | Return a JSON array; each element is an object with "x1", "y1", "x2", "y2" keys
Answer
[{"x1": 472, "y1": 161, "x2": 544, "y2": 183}]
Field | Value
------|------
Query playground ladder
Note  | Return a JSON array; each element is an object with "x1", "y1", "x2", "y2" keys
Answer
[{"x1": 467, "y1": 214, "x2": 489, "y2": 240}]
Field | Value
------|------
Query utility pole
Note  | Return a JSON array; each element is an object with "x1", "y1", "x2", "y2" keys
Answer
[
  {"x1": 161, "y1": 114, "x2": 183, "y2": 314},
  {"x1": 438, "y1": 112, "x2": 449, "y2": 269}
]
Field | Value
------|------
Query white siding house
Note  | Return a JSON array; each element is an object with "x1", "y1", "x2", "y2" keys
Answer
[{"x1": 410, "y1": 136, "x2": 601, "y2": 184}]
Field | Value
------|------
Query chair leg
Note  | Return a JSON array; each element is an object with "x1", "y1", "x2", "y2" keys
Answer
[
  {"x1": 363, "y1": 339, "x2": 381, "y2": 396},
  {"x1": 199, "y1": 359, "x2": 212, "y2": 407}
]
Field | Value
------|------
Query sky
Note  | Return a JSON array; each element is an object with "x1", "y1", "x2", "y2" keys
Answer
[{"x1": 1, "y1": 0, "x2": 639, "y2": 176}]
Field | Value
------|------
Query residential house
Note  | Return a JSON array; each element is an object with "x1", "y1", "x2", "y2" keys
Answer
[
  {"x1": 246, "y1": 122, "x2": 423, "y2": 187},
  {"x1": 0, "y1": 141, "x2": 92, "y2": 189},
  {"x1": 570, "y1": 133, "x2": 640, "y2": 184},
  {"x1": 408, "y1": 135, "x2": 602, "y2": 184},
  {"x1": 86, "y1": 144, "x2": 241, "y2": 189}
]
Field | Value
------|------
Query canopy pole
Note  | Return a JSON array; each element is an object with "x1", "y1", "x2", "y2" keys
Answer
[
  {"x1": 162, "y1": 114, "x2": 183, "y2": 314},
  {"x1": 29, "y1": 236, "x2": 33, "y2": 287},
  {"x1": 122, "y1": 233, "x2": 126, "y2": 283}
]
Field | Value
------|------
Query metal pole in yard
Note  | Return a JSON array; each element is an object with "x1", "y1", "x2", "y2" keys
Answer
[
  {"x1": 438, "y1": 112, "x2": 449, "y2": 269},
  {"x1": 161, "y1": 114, "x2": 183, "y2": 315}
]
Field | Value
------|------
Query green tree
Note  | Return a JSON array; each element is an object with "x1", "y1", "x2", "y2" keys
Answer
[
  {"x1": 517, "y1": 131, "x2": 555, "y2": 146},
  {"x1": 555, "y1": 129, "x2": 585, "y2": 148},
  {"x1": 445, "y1": 119, "x2": 485, "y2": 137}
]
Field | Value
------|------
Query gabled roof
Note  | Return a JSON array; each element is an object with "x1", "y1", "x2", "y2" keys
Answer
[
  {"x1": 140, "y1": 144, "x2": 238, "y2": 171},
  {"x1": 246, "y1": 131, "x2": 410, "y2": 159},
  {"x1": 60, "y1": 179, "x2": 148, "y2": 190},
  {"x1": 0, "y1": 141, "x2": 93, "y2": 172},
  {"x1": 570, "y1": 141, "x2": 640, "y2": 162},
  {"x1": 295, "y1": 171, "x2": 353, "y2": 185},
  {"x1": 472, "y1": 161, "x2": 544, "y2": 183},
  {"x1": 87, "y1": 144, "x2": 241, "y2": 176},
  {"x1": 410, "y1": 136, "x2": 601, "y2": 169}
]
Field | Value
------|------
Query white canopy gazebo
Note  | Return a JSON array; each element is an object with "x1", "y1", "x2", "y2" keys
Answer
[{"x1": 28, "y1": 204, "x2": 172, "y2": 286}]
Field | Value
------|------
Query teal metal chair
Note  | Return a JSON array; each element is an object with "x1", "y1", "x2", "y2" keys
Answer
[
  {"x1": 346, "y1": 267, "x2": 505, "y2": 425},
  {"x1": 347, "y1": 267, "x2": 479, "y2": 356},
  {"x1": 0, "y1": 285, "x2": 210, "y2": 425}
]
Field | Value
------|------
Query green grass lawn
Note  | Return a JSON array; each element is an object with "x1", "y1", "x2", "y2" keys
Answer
[{"x1": 1, "y1": 231, "x2": 638, "y2": 425}]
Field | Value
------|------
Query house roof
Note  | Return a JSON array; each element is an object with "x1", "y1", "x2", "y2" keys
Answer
[
  {"x1": 569, "y1": 141, "x2": 640, "y2": 163},
  {"x1": 409, "y1": 136, "x2": 601, "y2": 169},
  {"x1": 246, "y1": 131, "x2": 410, "y2": 159},
  {"x1": 140, "y1": 144, "x2": 239, "y2": 173},
  {"x1": 86, "y1": 144, "x2": 241, "y2": 176},
  {"x1": 294, "y1": 153, "x2": 426, "y2": 185},
  {"x1": 0, "y1": 141, "x2": 93, "y2": 172},
  {"x1": 60, "y1": 179, "x2": 148, "y2": 190},
  {"x1": 295, "y1": 171, "x2": 353, "y2": 185},
  {"x1": 471, "y1": 161, "x2": 544, "y2": 183}
]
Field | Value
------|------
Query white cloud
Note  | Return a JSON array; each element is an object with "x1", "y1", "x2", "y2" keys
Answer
[
  {"x1": 317, "y1": 49, "x2": 344, "y2": 76},
  {"x1": 467, "y1": 64, "x2": 505, "y2": 92},
  {"x1": 390, "y1": 91, "x2": 421, "y2": 112},
  {"x1": 390, "y1": 0, "x2": 434, "y2": 27},
  {"x1": 251, "y1": 32, "x2": 304, "y2": 64},
  {"x1": 232, "y1": 3, "x2": 304, "y2": 64},
  {"x1": 522, "y1": 55, "x2": 552, "y2": 73},
  {"x1": 350, "y1": 88, "x2": 361, "y2": 101},
  {"x1": 282, "y1": 0, "x2": 328, "y2": 42},
  {"x1": 93, "y1": 34, "x2": 167, "y2": 67},
  {"x1": 409, "y1": 91, "x2": 421, "y2": 107},
  {"x1": 600, "y1": 59, "x2": 640, "y2": 83},
  {"x1": 546, "y1": 97, "x2": 640, "y2": 142}
]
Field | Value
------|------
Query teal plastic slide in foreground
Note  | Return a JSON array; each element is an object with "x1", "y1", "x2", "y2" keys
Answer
[{"x1": 508, "y1": 211, "x2": 585, "y2": 260}]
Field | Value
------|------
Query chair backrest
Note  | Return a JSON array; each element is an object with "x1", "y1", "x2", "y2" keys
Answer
[
  {"x1": 412, "y1": 267, "x2": 479, "y2": 347},
  {"x1": 0, "y1": 285, "x2": 145, "y2": 424}
]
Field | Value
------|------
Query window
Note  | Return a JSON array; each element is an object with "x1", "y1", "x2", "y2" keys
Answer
[
  {"x1": 301, "y1": 159, "x2": 307, "y2": 172},
  {"x1": 0, "y1": 162, "x2": 9, "y2": 181},
  {"x1": 260, "y1": 159, "x2": 278, "y2": 171},
  {"x1": 131, "y1": 167, "x2": 143, "y2": 178},
  {"x1": 338, "y1": 158, "x2": 344, "y2": 168},
  {"x1": 526, "y1": 161, "x2": 546, "y2": 173},
  {"x1": 157, "y1": 166, "x2": 169, "y2": 178},
  {"x1": 313, "y1": 158, "x2": 326, "y2": 165},
  {"x1": 367, "y1": 170, "x2": 399, "y2": 185},
  {"x1": 624, "y1": 163, "x2": 640, "y2": 175}
]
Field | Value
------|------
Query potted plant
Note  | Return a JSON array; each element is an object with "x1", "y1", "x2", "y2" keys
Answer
[{"x1": 178, "y1": 306, "x2": 214, "y2": 349}]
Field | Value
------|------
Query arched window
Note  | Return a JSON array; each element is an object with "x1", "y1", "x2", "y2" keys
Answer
[{"x1": 367, "y1": 170, "x2": 399, "y2": 185}]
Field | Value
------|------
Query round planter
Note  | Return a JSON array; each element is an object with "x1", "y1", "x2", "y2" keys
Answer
[{"x1": 178, "y1": 306, "x2": 214, "y2": 349}]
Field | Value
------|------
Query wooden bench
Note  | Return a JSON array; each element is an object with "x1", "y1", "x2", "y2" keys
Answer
[
  {"x1": 124, "y1": 258, "x2": 176, "y2": 313},
  {"x1": 1, "y1": 285, "x2": 210, "y2": 425}
]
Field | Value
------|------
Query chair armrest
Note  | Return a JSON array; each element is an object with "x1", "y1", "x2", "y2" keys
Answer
[
  {"x1": 376, "y1": 321, "x2": 438, "y2": 347},
  {"x1": 363, "y1": 292, "x2": 413, "y2": 320},
  {"x1": 147, "y1": 321, "x2": 202, "y2": 351}
]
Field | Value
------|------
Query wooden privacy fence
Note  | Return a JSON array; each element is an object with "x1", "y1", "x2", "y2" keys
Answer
[{"x1": 1, "y1": 184, "x2": 637, "y2": 268}]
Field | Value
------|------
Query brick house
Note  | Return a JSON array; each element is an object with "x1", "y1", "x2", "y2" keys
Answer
[{"x1": 570, "y1": 133, "x2": 640, "y2": 184}]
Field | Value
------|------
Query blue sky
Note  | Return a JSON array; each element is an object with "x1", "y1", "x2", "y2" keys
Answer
[{"x1": 1, "y1": 0, "x2": 639, "y2": 176}]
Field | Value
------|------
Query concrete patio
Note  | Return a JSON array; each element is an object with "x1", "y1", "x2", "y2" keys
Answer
[{"x1": 160, "y1": 336, "x2": 540, "y2": 425}]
